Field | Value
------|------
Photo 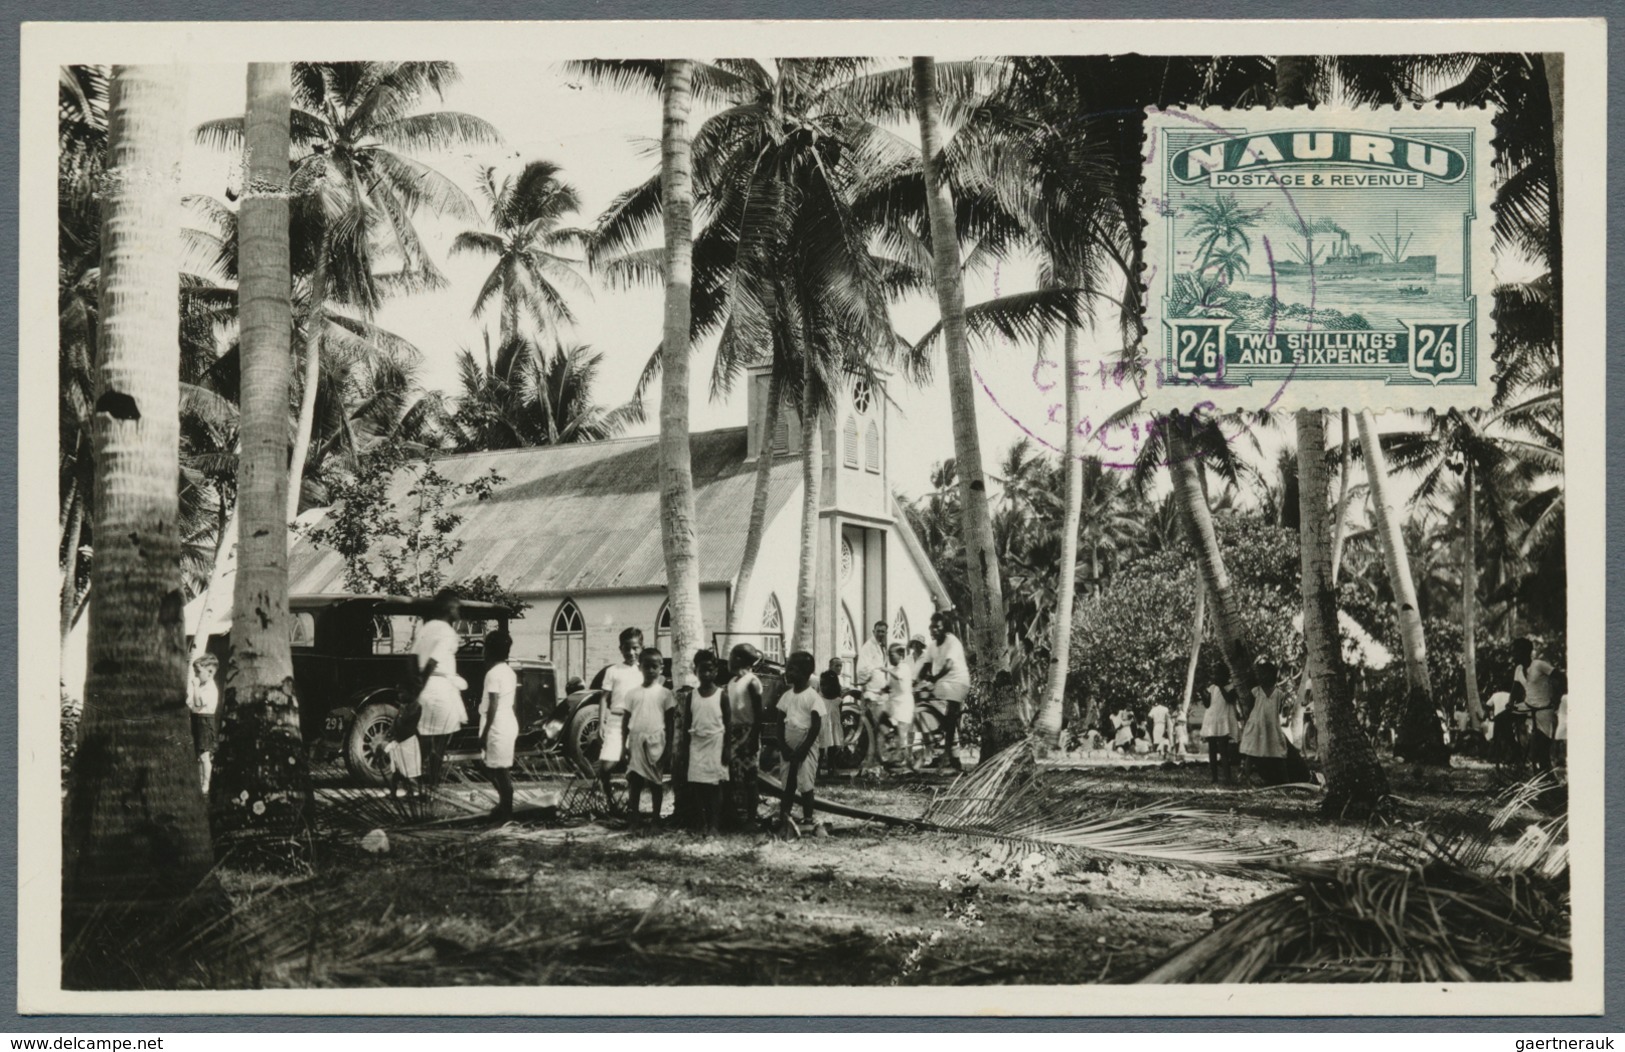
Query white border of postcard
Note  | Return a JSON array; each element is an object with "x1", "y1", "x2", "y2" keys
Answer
[{"x1": 18, "y1": 17, "x2": 1607, "y2": 1016}]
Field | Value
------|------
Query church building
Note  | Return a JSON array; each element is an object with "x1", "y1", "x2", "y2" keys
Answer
[{"x1": 284, "y1": 365, "x2": 949, "y2": 682}]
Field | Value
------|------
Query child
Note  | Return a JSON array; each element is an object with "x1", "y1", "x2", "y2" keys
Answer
[
  {"x1": 685, "y1": 649, "x2": 731, "y2": 835},
  {"x1": 725, "y1": 644, "x2": 765, "y2": 832},
  {"x1": 596, "y1": 627, "x2": 645, "y2": 811},
  {"x1": 777, "y1": 651, "x2": 826, "y2": 838},
  {"x1": 478, "y1": 629, "x2": 518, "y2": 822},
  {"x1": 1241, "y1": 659, "x2": 1293, "y2": 786},
  {"x1": 1200, "y1": 664, "x2": 1241, "y2": 785},
  {"x1": 384, "y1": 695, "x2": 423, "y2": 799},
  {"x1": 623, "y1": 647, "x2": 675, "y2": 828},
  {"x1": 186, "y1": 653, "x2": 220, "y2": 794},
  {"x1": 817, "y1": 657, "x2": 846, "y2": 772},
  {"x1": 1147, "y1": 699, "x2": 1171, "y2": 759},
  {"x1": 883, "y1": 643, "x2": 917, "y2": 770}
]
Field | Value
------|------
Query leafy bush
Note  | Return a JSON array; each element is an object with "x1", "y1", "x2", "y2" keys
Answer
[{"x1": 1067, "y1": 517, "x2": 1303, "y2": 721}]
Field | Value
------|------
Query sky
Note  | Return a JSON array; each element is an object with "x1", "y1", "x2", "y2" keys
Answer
[{"x1": 174, "y1": 60, "x2": 1153, "y2": 504}]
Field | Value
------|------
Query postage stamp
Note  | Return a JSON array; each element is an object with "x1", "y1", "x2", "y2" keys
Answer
[{"x1": 1137, "y1": 106, "x2": 1498, "y2": 414}]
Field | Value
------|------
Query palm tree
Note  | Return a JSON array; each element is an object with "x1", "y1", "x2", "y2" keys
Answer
[
  {"x1": 449, "y1": 334, "x2": 637, "y2": 451},
  {"x1": 1184, "y1": 193, "x2": 1261, "y2": 273},
  {"x1": 64, "y1": 64, "x2": 214, "y2": 967},
  {"x1": 211, "y1": 62, "x2": 310, "y2": 834},
  {"x1": 196, "y1": 61, "x2": 502, "y2": 519},
  {"x1": 656, "y1": 59, "x2": 707, "y2": 682},
  {"x1": 912, "y1": 56, "x2": 1013, "y2": 753},
  {"x1": 451, "y1": 160, "x2": 590, "y2": 347},
  {"x1": 1298, "y1": 411, "x2": 1390, "y2": 814}
]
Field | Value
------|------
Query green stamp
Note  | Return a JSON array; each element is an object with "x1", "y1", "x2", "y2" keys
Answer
[{"x1": 1140, "y1": 107, "x2": 1497, "y2": 412}]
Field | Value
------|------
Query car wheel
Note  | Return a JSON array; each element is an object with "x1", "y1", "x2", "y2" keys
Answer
[
  {"x1": 345, "y1": 700, "x2": 399, "y2": 787},
  {"x1": 565, "y1": 704, "x2": 602, "y2": 778}
]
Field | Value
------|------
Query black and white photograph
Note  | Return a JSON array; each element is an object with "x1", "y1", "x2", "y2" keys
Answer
[{"x1": 21, "y1": 17, "x2": 1606, "y2": 1015}]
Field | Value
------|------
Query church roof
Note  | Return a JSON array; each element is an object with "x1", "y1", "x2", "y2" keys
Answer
[{"x1": 287, "y1": 428, "x2": 803, "y2": 596}]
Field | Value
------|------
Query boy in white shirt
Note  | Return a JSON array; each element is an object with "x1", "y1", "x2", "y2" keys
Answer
[
  {"x1": 595, "y1": 627, "x2": 645, "y2": 810},
  {"x1": 187, "y1": 653, "x2": 220, "y2": 793},
  {"x1": 776, "y1": 651, "x2": 826, "y2": 838},
  {"x1": 622, "y1": 647, "x2": 675, "y2": 829}
]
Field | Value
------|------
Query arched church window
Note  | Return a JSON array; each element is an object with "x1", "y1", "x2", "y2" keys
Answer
[
  {"x1": 843, "y1": 417, "x2": 860, "y2": 468},
  {"x1": 551, "y1": 599, "x2": 586, "y2": 684},
  {"x1": 892, "y1": 608, "x2": 910, "y2": 645},
  {"x1": 852, "y1": 380, "x2": 872, "y2": 415},
  {"x1": 840, "y1": 536, "x2": 855, "y2": 584},
  {"x1": 655, "y1": 601, "x2": 673, "y2": 657},
  {"x1": 761, "y1": 593, "x2": 785, "y2": 663},
  {"x1": 840, "y1": 603, "x2": 859, "y2": 664},
  {"x1": 865, "y1": 421, "x2": 881, "y2": 473}
]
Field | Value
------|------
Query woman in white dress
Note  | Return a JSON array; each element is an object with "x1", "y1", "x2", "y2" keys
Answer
[
  {"x1": 412, "y1": 590, "x2": 468, "y2": 787},
  {"x1": 479, "y1": 629, "x2": 519, "y2": 821}
]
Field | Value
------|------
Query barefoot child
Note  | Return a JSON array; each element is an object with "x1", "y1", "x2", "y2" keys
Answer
[
  {"x1": 479, "y1": 629, "x2": 518, "y2": 822},
  {"x1": 595, "y1": 627, "x2": 645, "y2": 811},
  {"x1": 777, "y1": 651, "x2": 826, "y2": 838},
  {"x1": 725, "y1": 644, "x2": 765, "y2": 831},
  {"x1": 883, "y1": 643, "x2": 917, "y2": 769},
  {"x1": 186, "y1": 653, "x2": 220, "y2": 793},
  {"x1": 623, "y1": 647, "x2": 675, "y2": 828},
  {"x1": 685, "y1": 649, "x2": 731, "y2": 835}
]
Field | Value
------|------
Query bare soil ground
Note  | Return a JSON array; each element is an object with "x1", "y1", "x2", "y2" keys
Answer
[{"x1": 224, "y1": 755, "x2": 1519, "y2": 987}]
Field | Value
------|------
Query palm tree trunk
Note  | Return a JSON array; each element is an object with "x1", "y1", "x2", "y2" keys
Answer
[
  {"x1": 1330, "y1": 408, "x2": 1351, "y2": 585},
  {"x1": 657, "y1": 60, "x2": 706, "y2": 683},
  {"x1": 1462, "y1": 464, "x2": 1481, "y2": 725},
  {"x1": 729, "y1": 366, "x2": 783, "y2": 637},
  {"x1": 64, "y1": 65, "x2": 215, "y2": 974},
  {"x1": 211, "y1": 62, "x2": 311, "y2": 836},
  {"x1": 1296, "y1": 410, "x2": 1388, "y2": 816},
  {"x1": 60, "y1": 490, "x2": 84, "y2": 646},
  {"x1": 792, "y1": 357, "x2": 821, "y2": 654},
  {"x1": 1356, "y1": 410, "x2": 1447, "y2": 758},
  {"x1": 1036, "y1": 321, "x2": 1083, "y2": 746},
  {"x1": 912, "y1": 56, "x2": 1013, "y2": 755},
  {"x1": 285, "y1": 248, "x2": 326, "y2": 521},
  {"x1": 1178, "y1": 575, "x2": 1207, "y2": 752},
  {"x1": 1166, "y1": 421, "x2": 1256, "y2": 700}
]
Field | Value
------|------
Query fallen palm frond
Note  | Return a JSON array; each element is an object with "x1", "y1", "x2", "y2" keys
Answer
[
  {"x1": 1141, "y1": 771, "x2": 1572, "y2": 984},
  {"x1": 761, "y1": 740, "x2": 1291, "y2": 870},
  {"x1": 1138, "y1": 860, "x2": 1570, "y2": 984}
]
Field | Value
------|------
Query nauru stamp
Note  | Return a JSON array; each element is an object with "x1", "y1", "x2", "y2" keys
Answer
[{"x1": 1137, "y1": 106, "x2": 1497, "y2": 414}]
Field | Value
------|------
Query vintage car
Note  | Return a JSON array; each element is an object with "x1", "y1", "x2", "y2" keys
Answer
[{"x1": 285, "y1": 593, "x2": 585, "y2": 785}]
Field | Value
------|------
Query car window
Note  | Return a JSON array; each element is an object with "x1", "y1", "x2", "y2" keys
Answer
[{"x1": 290, "y1": 612, "x2": 316, "y2": 648}]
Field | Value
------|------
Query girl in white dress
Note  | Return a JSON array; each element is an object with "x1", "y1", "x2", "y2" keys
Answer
[
  {"x1": 479, "y1": 630, "x2": 518, "y2": 821},
  {"x1": 685, "y1": 649, "x2": 731, "y2": 835},
  {"x1": 724, "y1": 644, "x2": 764, "y2": 831},
  {"x1": 1200, "y1": 664, "x2": 1241, "y2": 784}
]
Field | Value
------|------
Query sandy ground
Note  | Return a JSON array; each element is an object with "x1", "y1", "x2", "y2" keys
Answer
[{"x1": 271, "y1": 755, "x2": 1517, "y2": 986}]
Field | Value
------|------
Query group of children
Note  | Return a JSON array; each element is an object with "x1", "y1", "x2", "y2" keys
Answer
[
  {"x1": 1196, "y1": 658, "x2": 1310, "y2": 786},
  {"x1": 589, "y1": 627, "x2": 850, "y2": 837}
]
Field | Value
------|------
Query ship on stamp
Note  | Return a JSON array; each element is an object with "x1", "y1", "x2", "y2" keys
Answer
[{"x1": 1139, "y1": 107, "x2": 1497, "y2": 413}]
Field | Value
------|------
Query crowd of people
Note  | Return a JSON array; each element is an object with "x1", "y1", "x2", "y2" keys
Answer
[
  {"x1": 343, "y1": 592, "x2": 978, "y2": 835},
  {"x1": 181, "y1": 588, "x2": 1565, "y2": 821}
]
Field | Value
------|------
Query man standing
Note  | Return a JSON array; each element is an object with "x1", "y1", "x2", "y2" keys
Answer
[
  {"x1": 919, "y1": 612, "x2": 971, "y2": 771},
  {"x1": 855, "y1": 620, "x2": 890, "y2": 702},
  {"x1": 1513, "y1": 637, "x2": 1557, "y2": 772}
]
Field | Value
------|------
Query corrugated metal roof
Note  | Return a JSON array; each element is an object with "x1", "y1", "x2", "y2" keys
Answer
[{"x1": 288, "y1": 428, "x2": 803, "y2": 596}]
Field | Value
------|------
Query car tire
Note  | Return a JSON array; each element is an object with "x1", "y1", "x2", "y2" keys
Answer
[
  {"x1": 345, "y1": 699, "x2": 399, "y2": 788},
  {"x1": 565, "y1": 702, "x2": 602, "y2": 778}
]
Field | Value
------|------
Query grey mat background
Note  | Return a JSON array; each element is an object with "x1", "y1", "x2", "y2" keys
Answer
[{"x1": 3, "y1": 0, "x2": 1617, "y2": 1031}]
